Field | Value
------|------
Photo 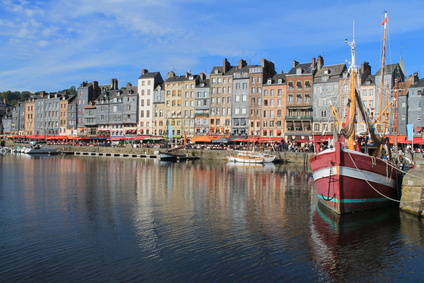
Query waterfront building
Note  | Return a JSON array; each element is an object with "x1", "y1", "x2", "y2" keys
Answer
[
  {"x1": 408, "y1": 74, "x2": 424, "y2": 138},
  {"x1": 162, "y1": 71, "x2": 187, "y2": 138},
  {"x1": 374, "y1": 63, "x2": 405, "y2": 134},
  {"x1": 182, "y1": 72, "x2": 198, "y2": 137},
  {"x1": 76, "y1": 81, "x2": 101, "y2": 136},
  {"x1": 11, "y1": 102, "x2": 24, "y2": 135},
  {"x1": 261, "y1": 72, "x2": 286, "y2": 140},
  {"x1": 231, "y1": 60, "x2": 249, "y2": 137},
  {"x1": 194, "y1": 73, "x2": 210, "y2": 135},
  {"x1": 248, "y1": 59, "x2": 276, "y2": 138},
  {"x1": 95, "y1": 79, "x2": 138, "y2": 137},
  {"x1": 59, "y1": 95, "x2": 71, "y2": 136},
  {"x1": 25, "y1": 97, "x2": 36, "y2": 135},
  {"x1": 138, "y1": 69, "x2": 163, "y2": 135},
  {"x1": 312, "y1": 62, "x2": 347, "y2": 138},
  {"x1": 152, "y1": 83, "x2": 165, "y2": 136},
  {"x1": 67, "y1": 96, "x2": 77, "y2": 136},
  {"x1": 210, "y1": 59, "x2": 238, "y2": 136},
  {"x1": 285, "y1": 57, "x2": 320, "y2": 142}
]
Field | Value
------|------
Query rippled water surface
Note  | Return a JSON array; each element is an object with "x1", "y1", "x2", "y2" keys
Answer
[{"x1": 1, "y1": 154, "x2": 423, "y2": 282}]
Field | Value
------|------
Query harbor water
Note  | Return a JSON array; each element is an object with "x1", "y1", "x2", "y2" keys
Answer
[{"x1": 1, "y1": 154, "x2": 424, "y2": 282}]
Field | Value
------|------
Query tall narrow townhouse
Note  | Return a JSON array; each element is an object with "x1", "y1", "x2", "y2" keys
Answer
[
  {"x1": 357, "y1": 62, "x2": 375, "y2": 133},
  {"x1": 407, "y1": 74, "x2": 424, "y2": 138},
  {"x1": 194, "y1": 73, "x2": 210, "y2": 135},
  {"x1": 76, "y1": 81, "x2": 101, "y2": 136},
  {"x1": 163, "y1": 71, "x2": 186, "y2": 139},
  {"x1": 285, "y1": 57, "x2": 319, "y2": 142},
  {"x1": 210, "y1": 58, "x2": 237, "y2": 135},
  {"x1": 231, "y1": 60, "x2": 249, "y2": 136},
  {"x1": 34, "y1": 92, "x2": 48, "y2": 135},
  {"x1": 138, "y1": 69, "x2": 164, "y2": 135},
  {"x1": 11, "y1": 102, "x2": 24, "y2": 135},
  {"x1": 374, "y1": 62, "x2": 405, "y2": 129},
  {"x1": 312, "y1": 61, "x2": 347, "y2": 140},
  {"x1": 59, "y1": 95, "x2": 71, "y2": 136},
  {"x1": 261, "y1": 72, "x2": 286, "y2": 141},
  {"x1": 42, "y1": 93, "x2": 62, "y2": 136},
  {"x1": 152, "y1": 83, "x2": 165, "y2": 136},
  {"x1": 25, "y1": 96, "x2": 36, "y2": 135},
  {"x1": 67, "y1": 96, "x2": 78, "y2": 136},
  {"x1": 248, "y1": 59, "x2": 276, "y2": 138},
  {"x1": 182, "y1": 72, "x2": 198, "y2": 138}
]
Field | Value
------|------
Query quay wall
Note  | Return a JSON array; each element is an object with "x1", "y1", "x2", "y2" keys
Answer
[
  {"x1": 52, "y1": 145, "x2": 313, "y2": 164},
  {"x1": 400, "y1": 158, "x2": 424, "y2": 217}
]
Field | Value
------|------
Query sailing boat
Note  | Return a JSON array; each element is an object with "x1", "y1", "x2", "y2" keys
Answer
[{"x1": 309, "y1": 13, "x2": 403, "y2": 214}]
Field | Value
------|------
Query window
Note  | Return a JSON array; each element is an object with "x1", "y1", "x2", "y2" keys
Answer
[
  {"x1": 288, "y1": 95, "x2": 293, "y2": 103},
  {"x1": 296, "y1": 94, "x2": 302, "y2": 103}
]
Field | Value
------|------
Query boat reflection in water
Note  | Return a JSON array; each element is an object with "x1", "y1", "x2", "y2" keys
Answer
[{"x1": 310, "y1": 202, "x2": 400, "y2": 281}]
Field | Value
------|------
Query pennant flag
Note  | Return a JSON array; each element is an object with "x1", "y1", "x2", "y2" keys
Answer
[{"x1": 381, "y1": 17, "x2": 388, "y2": 25}]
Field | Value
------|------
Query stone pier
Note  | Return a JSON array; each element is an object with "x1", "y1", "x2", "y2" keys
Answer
[{"x1": 400, "y1": 158, "x2": 424, "y2": 217}]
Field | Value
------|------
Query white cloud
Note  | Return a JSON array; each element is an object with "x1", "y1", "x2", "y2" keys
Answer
[{"x1": 1, "y1": 0, "x2": 424, "y2": 91}]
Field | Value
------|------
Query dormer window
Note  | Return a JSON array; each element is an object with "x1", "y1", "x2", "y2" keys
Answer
[
  {"x1": 267, "y1": 79, "x2": 272, "y2": 85},
  {"x1": 278, "y1": 79, "x2": 282, "y2": 84},
  {"x1": 296, "y1": 68, "x2": 302, "y2": 75}
]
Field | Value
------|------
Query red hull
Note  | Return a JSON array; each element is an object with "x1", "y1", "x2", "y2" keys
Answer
[{"x1": 309, "y1": 142, "x2": 402, "y2": 214}]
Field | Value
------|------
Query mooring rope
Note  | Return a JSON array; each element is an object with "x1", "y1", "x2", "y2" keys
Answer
[{"x1": 346, "y1": 149, "x2": 424, "y2": 203}]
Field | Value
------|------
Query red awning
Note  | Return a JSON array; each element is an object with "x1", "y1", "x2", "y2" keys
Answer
[
  {"x1": 190, "y1": 136, "x2": 221, "y2": 143},
  {"x1": 245, "y1": 136, "x2": 260, "y2": 142},
  {"x1": 259, "y1": 137, "x2": 282, "y2": 143},
  {"x1": 231, "y1": 138, "x2": 247, "y2": 142}
]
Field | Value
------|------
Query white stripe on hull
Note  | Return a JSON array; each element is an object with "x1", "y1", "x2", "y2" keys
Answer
[{"x1": 312, "y1": 166, "x2": 396, "y2": 188}]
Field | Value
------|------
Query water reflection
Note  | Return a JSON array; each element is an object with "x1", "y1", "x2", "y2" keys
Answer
[{"x1": 1, "y1": 154, "x2": 424, "y2": 281}]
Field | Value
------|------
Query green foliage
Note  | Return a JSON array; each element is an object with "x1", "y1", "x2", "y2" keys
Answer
[
  {"x1": 0, "y1": 90, "x2": 32, "y2": 106},
  {"x1": 0, "y1": 85, "x2": 76, "y2": 106}
]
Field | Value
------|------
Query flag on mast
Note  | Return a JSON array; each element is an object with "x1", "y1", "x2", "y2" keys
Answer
[{"x1": 381, "y1": 16, "x2": 388, "y2": 25}]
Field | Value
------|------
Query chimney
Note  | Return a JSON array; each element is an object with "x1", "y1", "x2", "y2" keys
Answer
[
  {"x1": 141, "y1": 69, "x2": 148, "y2": 75},
  {"x1": 312, "y1": 57, "x2": 316, "y2": 69},
  {"x1": 167, "y1": 71, "x2": 175, "y2": 79},
  {"x1": 223, "y1": 58, "x2": 230, "y2": 73},
  {"x1": 317, "y1": 56, "x2": 324, "y2": 70},
  {"x1": 238, "y1": 59, "x2": 247, "y2": 69}
]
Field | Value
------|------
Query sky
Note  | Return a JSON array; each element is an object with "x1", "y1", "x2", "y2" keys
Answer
[{"x1": 1, "y1": 0, "x2": 424, "y2": 93}]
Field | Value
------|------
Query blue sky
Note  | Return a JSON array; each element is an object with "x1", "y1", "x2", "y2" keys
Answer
[{"x1": 1, "y1": 0, "x2": 423, "y2": 92}]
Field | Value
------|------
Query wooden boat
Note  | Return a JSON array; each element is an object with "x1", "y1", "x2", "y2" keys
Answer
[
  {"x1": 309, "y1": 13, "x2": 403, "y2": 214},
  {"x1": 227, "y1": 151, "x2": 276, "y2": 164},
  {"x1": 227, "y1": 154, "x2": 264, "y2": 164}
]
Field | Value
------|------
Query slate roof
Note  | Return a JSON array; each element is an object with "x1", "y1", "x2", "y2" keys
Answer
[
  {"x1": 138, "y1": 72, "x2": 162, "y2": 80},
  {"x1": 287, "y1": 62, "x2": 314, "y2": 75},
  {"x1": 315, "y1": 64, "x2": 346, "y2": 77},
  {"x1": 374, "y1": 63, "x2": 403, "y2": 76}
]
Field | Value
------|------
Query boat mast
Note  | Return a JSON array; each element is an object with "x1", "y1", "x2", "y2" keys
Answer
[
  {"x1": 346, "y1": 28, "x2": 357, "y2": 150},
  {"x1": 378, "y1": 11, "x2": 388, "y2": 124}
]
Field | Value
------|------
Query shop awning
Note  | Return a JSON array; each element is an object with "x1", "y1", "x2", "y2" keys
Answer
[
  {"x1": 259, "y1": 137, "x2": 283, "y2": 143},
  {"x1": 190, "y1": 136, "x2": 221, "y2": 143}
]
